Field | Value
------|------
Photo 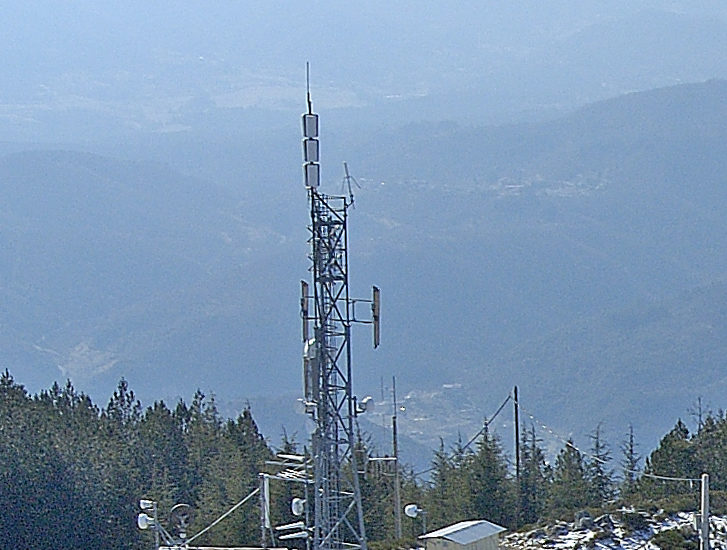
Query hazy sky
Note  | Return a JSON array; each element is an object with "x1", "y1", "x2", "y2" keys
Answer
[
  {"x1": 3, "y1": 1, "x2": 726, "y2": 106},
  {"x1": 2, "y1": 2, "x2": 727, "y2": 143}
]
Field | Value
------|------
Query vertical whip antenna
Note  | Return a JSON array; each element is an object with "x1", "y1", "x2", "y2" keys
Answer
[{"x1": 306, "y1": 62, "x2": 313, "y2": 114}]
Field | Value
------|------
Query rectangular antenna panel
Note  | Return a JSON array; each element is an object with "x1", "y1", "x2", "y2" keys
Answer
[
  {"x1": 304, "y1": 162, "x2": 320, "y2": 188},
  {"x1": 301, "y1": 280, "x2": 309, "y2": 342},
  {"x1": 372, "y1": 286, "x2": 381, "y2": 348},
  {"x1": 304, "y1": 354, "x2": 319, "y2": 403},
  {"x1": 303, "y1": 138, "x2": 319, "y2": 162},
  {"x1": 302, "y1": 114, "x2": 319, "y2": 138}
]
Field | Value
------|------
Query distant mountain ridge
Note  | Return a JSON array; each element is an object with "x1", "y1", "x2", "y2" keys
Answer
[
  {"x1": 346, "y1": 79, "x2": 727, "y2": 450},
  {"x1": 0, "y1": 150, "x2": 302, "y2": 402},
  {"x1": 2, "y1": 80, "x2": 727, "y2": 457}
]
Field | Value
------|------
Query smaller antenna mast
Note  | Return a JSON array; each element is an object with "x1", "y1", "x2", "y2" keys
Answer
[
  {"x1": 392, "y1": 376, "x2": 402, "y2": 539},
  {"x1": 342, "y1": 162, "x2": 362, "y2": 206},
  {"x1": 306, "y1": 62, "x2": 313, "y2": 114}
]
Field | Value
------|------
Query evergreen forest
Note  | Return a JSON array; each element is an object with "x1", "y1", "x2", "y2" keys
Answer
[{"x1": 1, "y1": 370, "x2": 725, "y2": 549}]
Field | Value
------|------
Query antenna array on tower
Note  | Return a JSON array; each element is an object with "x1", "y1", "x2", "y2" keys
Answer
[{"x1": 298, "y1": 66, "x2": 379, "y2": 550}]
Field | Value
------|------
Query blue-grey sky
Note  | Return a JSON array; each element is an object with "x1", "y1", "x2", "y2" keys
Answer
[{"x1": 2, "y1": 1, "x2": 727, "y2": 127}]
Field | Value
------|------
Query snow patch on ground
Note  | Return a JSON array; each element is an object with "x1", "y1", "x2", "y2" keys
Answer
[{"x1": 502, "y1": 509, "x2": 727, "y2": 549}]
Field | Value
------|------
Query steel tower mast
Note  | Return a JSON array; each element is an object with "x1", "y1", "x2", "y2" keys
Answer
[{"x1": 299, "y1": 69, "x2": 379, "y2": 550}]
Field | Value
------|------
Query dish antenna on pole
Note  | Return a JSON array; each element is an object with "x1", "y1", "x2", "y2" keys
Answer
[
  {"x1": 404, "y1": 504, "x2": 427, "y2": 534},
  {"x1": 169, "y1": 503, "x2": 194, "y2": 542}
]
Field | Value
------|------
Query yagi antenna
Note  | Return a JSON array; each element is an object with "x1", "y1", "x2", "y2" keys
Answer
[{"x1": 342, "y1": 162, "x2": 361, "y2": 206}]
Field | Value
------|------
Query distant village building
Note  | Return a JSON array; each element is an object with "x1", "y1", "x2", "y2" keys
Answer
[{"x1": 420, "y1": 519, "x2": 506, "y2": 550}]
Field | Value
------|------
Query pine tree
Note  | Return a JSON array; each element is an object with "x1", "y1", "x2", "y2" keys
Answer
[
  {"x1": 426, "y1": 437, "x2": 472, "y2": 529},
  {"x1": 193, "y1": 435, "x2": 252, "y2": 546},
  {"x1": 138, "y1": 400, "x2": 189, "y2": 510},
  {"x1": 688, "y1": 396, "x2": 711, "y2": 433},
  {"x1": 619, "y1": 424, "x2": 641, "y2": 499},
  {"x1": 357, "y1": 431, "x2": 396, "y2": 543},
  {"x1": 692, "y1": 413, "x2": 727, "y2": 491},
  {"x1": 547, "y1": 440, "x2": 590, "y2": 519},
  {"x1": 104, "y1": 377, "x2": 142, "y2": 426},
  {"x1": 222, "y1": 407, "x2": 273, "y2": 543},
  {"x1": 38, "y1": 379, "x2": 116, "y2": 548},
  {"x1": 586, "y1": 424, "x2": 614, "y2": 507},
  {"x1": 184, "y1": 390, "x2": 222, "y2": 506},
  {"x1": 519, "y1": 425, "x2": 549, "y2": 526},
  {"x1": 0, "y1": 372, "x2": 99, "y2": 549},
  {"x1": 101, "y1": 379, "x2": 146, "y2": 549},
  {"x1": 225, "y1": 407, "x2": 272, "y2": 481},
  {"x1": 184, "y1": 400, "x2": 272, "y2": 546},
  {"x1": 637, "y1": 419, "x2": 695, "y2": 501},
  {"x1": 467, "y1": 429, "x2": 514, "y2": 527}
]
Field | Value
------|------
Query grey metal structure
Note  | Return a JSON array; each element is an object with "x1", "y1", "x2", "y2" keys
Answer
[{"x1": 299, "y1": 73, "x2": 378, "y2": 550}]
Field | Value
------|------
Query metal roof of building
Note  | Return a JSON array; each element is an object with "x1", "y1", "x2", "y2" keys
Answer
[{"x1": 420, "y1": 519, "x2": 506, "y2": 545}]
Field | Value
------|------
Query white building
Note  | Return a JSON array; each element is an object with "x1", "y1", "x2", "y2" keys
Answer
[{"x1": 420, "y1": 519, "x2": 506, "y2": 550}]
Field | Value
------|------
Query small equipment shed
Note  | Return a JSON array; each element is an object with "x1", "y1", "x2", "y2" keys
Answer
[{"x1": 420, "y1": 519, "x2": 506, "y2": 550}]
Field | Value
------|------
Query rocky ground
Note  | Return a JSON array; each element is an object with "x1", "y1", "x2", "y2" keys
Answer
[{"x1": 501, "y1": 509, "x2": 727, "y2": 549}]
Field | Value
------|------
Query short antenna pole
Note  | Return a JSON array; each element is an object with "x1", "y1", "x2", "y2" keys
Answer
[
  {"x1": 392, "y1": 376, "x2": 402, "y2": 540},
  {"x1": 514, "y1": 386, "x2": 520, "y2": 482},
  {"x1": 701, "y1": 473, "x2": 710, "y2": 550},
  {"x1": 306, "y1": 62, "x2": 312, "y2": 114}
]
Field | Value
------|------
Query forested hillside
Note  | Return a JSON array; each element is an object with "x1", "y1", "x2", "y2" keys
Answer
[
  {"x1": 0, "y1": 372, "x2": 273, "y2": 549},
  {"x1": 3, "y1": 371, "x2": 727, "y2": 549},
  {"x1": 4, "y1": 80, "x2": 727, "y2": 462}
]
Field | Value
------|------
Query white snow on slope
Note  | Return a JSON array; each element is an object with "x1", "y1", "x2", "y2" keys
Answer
[{"x1": 502, "y1": 510, "x2": 727, "y2": 549}]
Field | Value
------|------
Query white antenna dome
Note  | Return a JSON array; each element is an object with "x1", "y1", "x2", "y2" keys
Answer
[
  {"x1": 404, "y1": 504, "x2": 420, "y2": 518},
  {"x1": 137, "y1": 513, "x2": 154, "y2": 530},
  {"x1": 292, "y1": 497, "x2": 306, "y2": 516}
]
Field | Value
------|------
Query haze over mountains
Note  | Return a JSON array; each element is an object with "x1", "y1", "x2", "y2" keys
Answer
[
  {"x1": 4, "y1": 1, "x2": 727, "y2": 144},
  {"x1": 2, "y1": 3, "x2": 727, "y2": 461}
]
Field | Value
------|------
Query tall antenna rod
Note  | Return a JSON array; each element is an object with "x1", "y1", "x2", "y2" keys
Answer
[
  {"x1": 306, "y1": 62, "x2": 313, "y2": 114},
  {"x1": 299, "y1": 68, "x2": 380, "y2": 550},
  {"x1": 514, "y1": 386, "x2": 520, "y2": 482},
  {"x1": 514, "y1": 385, "x2": 520, "y2": 524},
  {"x1": 392, "y1": 376, "x2": 402, "y2": 540}
]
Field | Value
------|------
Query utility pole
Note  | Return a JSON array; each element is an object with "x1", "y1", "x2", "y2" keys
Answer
[
  {"x1": 514, "y1": 386, "x2": 520, "y2": 524},
  {"x1": 700, "y1": 473, "x2": 710, "y2": 550},
  {"x1": 153, "y1": 501, "x2": 160, "y2": 550},
  {"x1": 392, "y1": 376, "x2": 402, "y2": 540},
  {"x1": 259, "y1": 474, "x2": 272, "y2": 548},
  {"x1": 514, "y1": 386, "x2": 520, "y2": 483}
]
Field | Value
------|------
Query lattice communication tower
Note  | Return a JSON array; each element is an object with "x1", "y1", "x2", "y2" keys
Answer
[{"x1": 299, "y1": 74, "x2": 380, "y2": 550}]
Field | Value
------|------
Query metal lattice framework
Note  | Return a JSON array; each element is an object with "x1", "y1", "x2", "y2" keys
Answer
[
  {"x1": 309, "y1": 190, "x2": 366, "y2": 550},
  {"x1": 300, "y1": 79, "x2": 372, "y2": 550}
]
